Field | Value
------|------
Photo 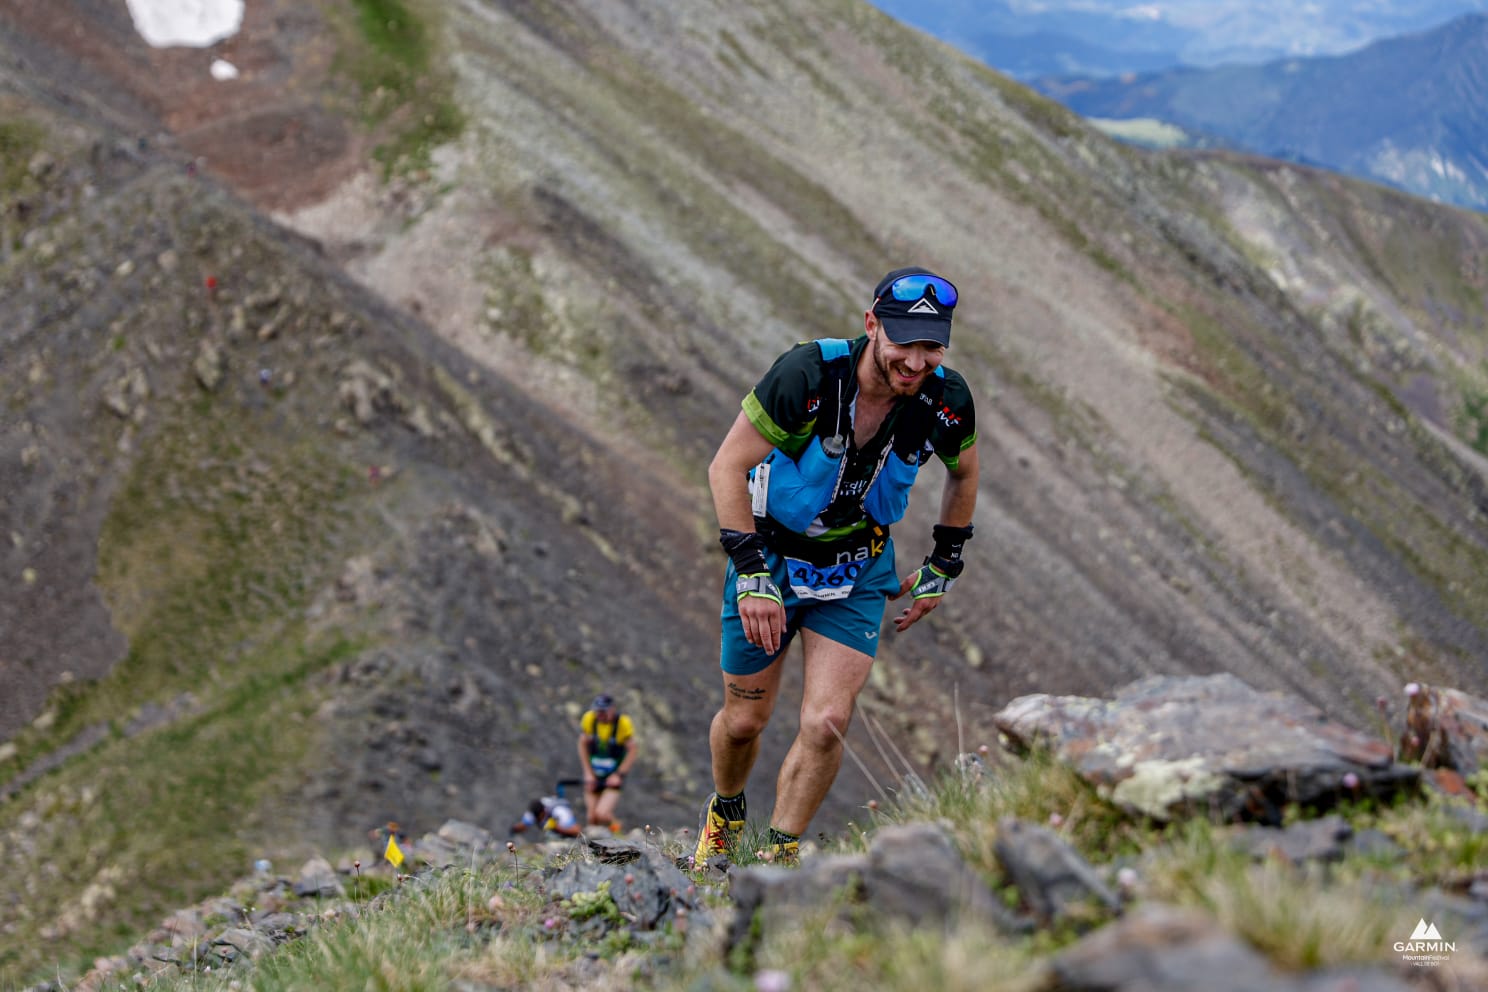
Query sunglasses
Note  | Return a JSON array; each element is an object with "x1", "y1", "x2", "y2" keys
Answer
[{"x1": 882, "y1": 273, "x2": 957, "y2": 308}]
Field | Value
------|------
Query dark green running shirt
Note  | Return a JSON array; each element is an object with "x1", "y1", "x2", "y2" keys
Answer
[{"x1": 742, "y1": 335, "x2": 977, "y2": 536}]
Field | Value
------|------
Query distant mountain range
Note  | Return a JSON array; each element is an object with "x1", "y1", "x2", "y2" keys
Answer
[
  {"x1": 1035, "y1": 13, "x2": 1488, "y2": 210},
  {"x1": 870, "y1": 0, "x2": 1488, "y2": 77}
]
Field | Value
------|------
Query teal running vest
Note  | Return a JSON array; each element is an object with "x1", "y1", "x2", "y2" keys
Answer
[{"x1": 752, "y1": 338, "x2": 945, "y2": 535}]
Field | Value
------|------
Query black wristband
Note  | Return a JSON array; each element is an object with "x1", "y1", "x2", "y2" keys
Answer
[
  {"x1": 720, "y1": 529, "x2": 770, "y2": 575},
  {"x1": 931, "y1": 524, "x2": 974, "y2": 564}
]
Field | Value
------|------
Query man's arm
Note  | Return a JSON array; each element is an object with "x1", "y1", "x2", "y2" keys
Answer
[
  {"x1": 937, "y1": 440, "x2": 978, "y2": 528},
  {"x1": 891, "y1": 441, "x2": 979, "y2": 632},
  {"x1": 577, "y1": 730, "x2": 596, "y2": 787},
  {"x1": 611, "y1": 718, "x2": 637, "y2": 782},
  {"x1": 709, "y1": 411, "x2": 775, "y2": 530},
  {"x1": 709, "y1": 411, "x2": 787, "y2": 654}
]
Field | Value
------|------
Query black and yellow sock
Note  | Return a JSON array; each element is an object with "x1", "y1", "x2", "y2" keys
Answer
[
  {"x1": 715, "y1": 791, "x2": 747, "y2": 822},
  {"x1": 766, "y1": 827, "x2": 799, "y2": 847}
]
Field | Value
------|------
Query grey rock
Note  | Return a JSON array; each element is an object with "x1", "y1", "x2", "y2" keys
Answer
[
  {"x1": 1442, "y1": 803, "x2": 1488, "y2": 835},
  {"x1": 211, "y1": 926, "x2": 273, "y2": 961},
  {"x1": 292, "y1": 857, "x2": 344, "y2": 898},
  {"x1": 995, "y1": 675, "x2": 1419, "y2": 823},
  {"x1": 193, "y1": 339, "x2": 225, "y2": 391},
  {"x1": 727, "y1": 821, "x2": 1025, "y2": 962},
  {"x1": 437, "y1": 819, "x2": 493, "y2": 849},
  {"x1": 101, "y1": 366, "x2": 148, "y2": 417},
  {"x1": 1045, "y1": 903, "x2": 1297, "y2": 992},
  {"x1": 1346, "y1": 828, "x2": 1406, "y2": 861},
  {"x1": 865, "y1": 821, "x2": 1021, "y2": 929},
  {"x1": 546, "y1": 844, "x2": 703, "y2": 931},
  {"x1": 1234, "y1": 813, "x2": 1354, "y2": 864},
  {"x1": 995, "y1": 816, "x2": 1121, "y2": 924},
  {"x1": 1416, "y1": 889, "x2": 1488, "y2": 956}
]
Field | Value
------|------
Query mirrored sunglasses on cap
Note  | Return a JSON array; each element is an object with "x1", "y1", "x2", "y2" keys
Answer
[{"x1": 880, "y1": 273, "x2": 957, "y2": 308}]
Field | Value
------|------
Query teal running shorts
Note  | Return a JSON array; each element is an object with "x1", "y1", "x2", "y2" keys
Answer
[{"x1": 719, "y1": 537, "x2": 900, "y2": 675}]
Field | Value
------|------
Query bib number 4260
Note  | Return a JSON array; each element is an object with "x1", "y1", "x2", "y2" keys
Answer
[{"x1": 785, "y1": 557, "x2": 861, "y2": 601}]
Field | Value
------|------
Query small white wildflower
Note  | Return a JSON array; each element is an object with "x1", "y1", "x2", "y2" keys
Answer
[{"x1": 755, "y1": 969, "x2": 791, "y2": 992}]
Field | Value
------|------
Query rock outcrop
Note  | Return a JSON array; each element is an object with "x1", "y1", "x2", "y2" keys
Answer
[{"x1": 995, "y1": 674, "x2": 1421, "y2": 822}]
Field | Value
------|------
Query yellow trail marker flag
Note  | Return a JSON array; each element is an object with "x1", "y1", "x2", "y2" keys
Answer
[{"x1": 384, "y1": 832, "x2": 405, "y2": 868}]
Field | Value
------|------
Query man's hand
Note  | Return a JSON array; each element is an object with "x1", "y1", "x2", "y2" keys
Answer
[
  {"x1": 736, "y1": 572, "x2": 785, "y2": 654},
  {"x1": 582, "y1": 771, "x2": 598, "y2": 793},
  {"x1": 604, "y1": 772, "x2": 624, "y2": 789},
  {"x1": 889, "y1": 560, "x2": 959, "y2": 631},
  {"x1": 889, "y1": 569, "x2": 940, "y2": 631},
  {"x1": 738, "y1": 579, "x2": 787, "y2": 655}
]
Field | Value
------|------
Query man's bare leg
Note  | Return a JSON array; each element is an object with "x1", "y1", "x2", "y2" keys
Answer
[
  {"x1": 709, "y1": 656, "x2": 786, "y2": 796},
  {"x1": 594, "y1": 788, "x2": 622, "y2": 825},
  {"x1": 770, "y1": 630, "x2": 874, "y2": 836},
  {"x1": 581, "y1": 789, "x2": 599, "y2": 825}
]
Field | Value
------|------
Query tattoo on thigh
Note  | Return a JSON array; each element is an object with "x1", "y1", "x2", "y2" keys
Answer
[{"x1": 727, "y1": 681, "x2": 767, "y2": 701}]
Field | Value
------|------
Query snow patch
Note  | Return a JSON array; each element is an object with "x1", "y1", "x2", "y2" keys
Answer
[{"x1": 125, "y1": 0, "x2": 244, "y2": 48}]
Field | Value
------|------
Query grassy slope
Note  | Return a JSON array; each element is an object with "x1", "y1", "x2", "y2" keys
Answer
[
  {"x1": 125, "y1": 750, "x2": 1488, "y2": 992},
  {"x1": 0, "y1": 195, "x2": 378, "y2": 984},
  {"x1": 0, "y1": 2, "x2": 476, "y2": 979}
]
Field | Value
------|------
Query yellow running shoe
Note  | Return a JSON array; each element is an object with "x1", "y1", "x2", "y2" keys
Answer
[
  {"x1": 691, "y1": 793, "x2": 745, "y2": 867},
  {"x1": 764, "y1": 839, "x2": 800, "y2": 866}
]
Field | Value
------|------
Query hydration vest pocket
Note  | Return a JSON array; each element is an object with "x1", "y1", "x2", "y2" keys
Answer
[
  {"x1": 749, "y1": 436, "x2": 845, "y2": 533},
  {"x1": 861, "y1": 448, "x2": 921, "y2": 526}
]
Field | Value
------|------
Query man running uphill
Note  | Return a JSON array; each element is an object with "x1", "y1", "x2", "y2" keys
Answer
[
  {"x1": 578, "y1": 693, "x2": 636, "y2": 832},
  {"x1": 694, "y1": 267, "x2": 979, "y2": 867}
]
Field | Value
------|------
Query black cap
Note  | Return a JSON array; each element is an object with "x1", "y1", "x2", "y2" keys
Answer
[
  {"x1": 871, "y1": 267, "x2": 957, "y2": 347},
  {"x1": 592, "y1": 693, "x2": 614, "y2": 710}
]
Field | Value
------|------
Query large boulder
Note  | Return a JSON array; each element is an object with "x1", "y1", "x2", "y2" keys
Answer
[
  {"x1": 994, "y1": 675, "x2": 1419, "y2": 823},
  {"x1": 725, "y1": 821, "x2": 1025, "y2": 961}
]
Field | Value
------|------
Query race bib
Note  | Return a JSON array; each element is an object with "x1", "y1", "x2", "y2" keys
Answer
[
  {"x1": 589, "y1": 756, "x2": 619, "y2": 776},
  {"x1": 785, "y1": 556, "x2": 864, "y2": 601}
]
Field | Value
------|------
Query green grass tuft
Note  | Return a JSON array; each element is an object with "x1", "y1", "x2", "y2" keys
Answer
[
  {"x1": 334, "y1": 0, "x2": 465, "y2": 177},
  {"x1": 0, "y1": 117, "x2": 46, "y2": 193}
]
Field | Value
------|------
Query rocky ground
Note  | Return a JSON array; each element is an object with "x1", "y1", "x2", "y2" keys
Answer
[{"x1": 27, "y1": 675, "x2": 1488, "y2": 992}]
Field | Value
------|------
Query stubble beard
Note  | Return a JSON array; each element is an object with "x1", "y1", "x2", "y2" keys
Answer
[{"x1": 871, "y1": 334, "x2": 923, "y2": 397}]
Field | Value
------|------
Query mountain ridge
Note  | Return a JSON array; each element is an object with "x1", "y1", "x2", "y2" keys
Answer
[
  {"x1": 1037, "y1": 13, "x2": 1488, "y2": 209},
  {"x1": 869, "y1": 0, "x2": 1488, "y2": 76}
]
